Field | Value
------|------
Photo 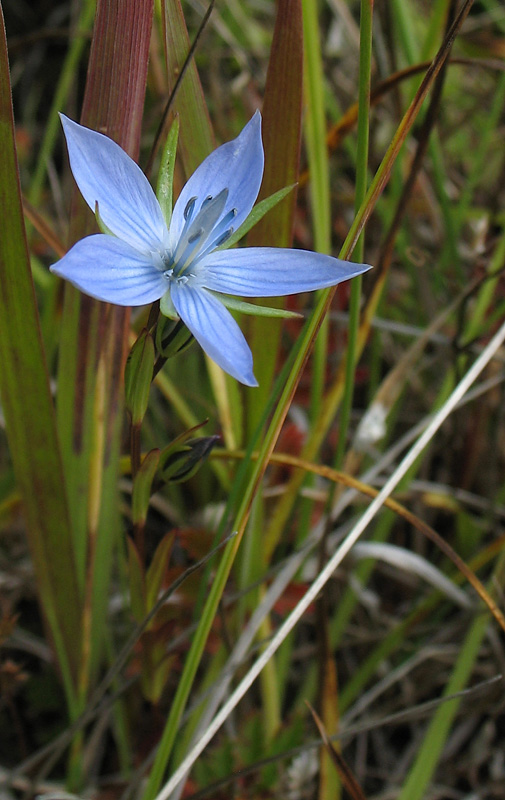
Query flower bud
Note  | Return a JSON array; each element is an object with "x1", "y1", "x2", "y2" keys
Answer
[{"x1": 159, "y1": 435, "x2": 220, "y2": 484}]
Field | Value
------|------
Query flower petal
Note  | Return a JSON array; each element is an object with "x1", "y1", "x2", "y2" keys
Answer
[
  {"x1": 198, "y1": 247, "x2": 372, "y2": 297},
  {"x1": 60, "y1": 115, "x2": 168, "y2": 253},
  {"x1": 50, "y1": 234, "x2": 167, "y2": 305},
  {"x1": 169, "y1": 112, "x2": 264, "y2": 250},
  {"x1": 170, "y1": 283, "x2": 257, "y2": 386}
]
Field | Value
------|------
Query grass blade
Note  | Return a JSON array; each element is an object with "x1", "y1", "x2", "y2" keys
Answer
[{"x1": 0, "y1": 5, "x2": 81, "y2": 708}]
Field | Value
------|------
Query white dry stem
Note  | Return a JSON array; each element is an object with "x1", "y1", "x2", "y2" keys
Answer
[
  {"x1": 154, "y1": 318, "x2": 505, "y2": 800},
  {"x1": 347, "y1": 541, "x2": 472, "y2": 609}
]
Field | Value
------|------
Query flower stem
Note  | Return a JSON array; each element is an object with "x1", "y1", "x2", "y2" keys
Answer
[{"x1": 302, "y1": 0, "x2": 331, "y2": 421}]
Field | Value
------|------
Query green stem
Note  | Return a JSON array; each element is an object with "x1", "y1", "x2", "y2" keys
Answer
[{"x1": 302, "y1": 0, "x2": 331, "y2": 422}]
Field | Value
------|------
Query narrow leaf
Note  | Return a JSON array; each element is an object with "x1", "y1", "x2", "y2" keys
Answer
[
  {"x1": 156, "y1": 116, "x2": 180, "y2": 226},
  {"x1": 127, "y1": 537, "x2": 147, "y2": 622},
  {"x1": 217, "y1": 294, "x2": 302, "y2": 319},
  {"x1": 220, "y1": 185, "x2": 295, "y2": 251},
  {"x1": 125, "y1": 329, "x2": 155, "y2": 425},
  {"x1": 0, "y1": 6, "x2": 81, "y2": 703},
  {"x1": 132, "y1": 449, "x2": 161, "y2": 526},
  {"x1": 146, "y1": 533, "x2": 175, "y2": 610}
]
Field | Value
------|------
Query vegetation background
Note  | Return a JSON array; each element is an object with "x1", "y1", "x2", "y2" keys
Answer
[{"x1": 1, "y1": 1, "x2": 505, "y2": 799}]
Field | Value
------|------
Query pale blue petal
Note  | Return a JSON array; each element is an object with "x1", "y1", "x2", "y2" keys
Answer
[
  {"x1": 198, "y1": 247, "x2": 372, "y2": 297},
  {"x1": 170, "y1": 283, "x2": 257, "y2": 386},
  {"x1": 50, "y1": 234, "x2": 167, "y2": 305},
  {"x1": 169, "y1": 112, "x2": 264, "y2": 250},
  {"x1": 60, "y1": 115, "x2": 168, "y2": 253}
]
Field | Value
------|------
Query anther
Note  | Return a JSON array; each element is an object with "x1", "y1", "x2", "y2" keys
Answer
[
  {"x1": 184, "y1": 197, "x2": 197, "y2": 220},
  {"x1": 188, "y1": 229, "x2": 204, "y2": 243},
  {"x1": 215, "y1": 229, "x2": 233, "y2": 247}
]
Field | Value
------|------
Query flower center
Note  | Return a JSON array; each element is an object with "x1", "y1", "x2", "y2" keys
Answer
[{"x1": 160, "y1": 188, "x2": 237, "y2": 284}]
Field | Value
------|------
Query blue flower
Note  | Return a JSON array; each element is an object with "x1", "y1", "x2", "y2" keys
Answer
[{"x1": 51, "y1": 113, "x2": 371, "y2": 386}]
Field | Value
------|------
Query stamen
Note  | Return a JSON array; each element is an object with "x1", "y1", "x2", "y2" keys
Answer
[
  {"x1": 172, "y1": 188, "x2": 229, "y2": 273},
  {"x1": 193, "y1": 207, "x2": 238, "y2": 262},
  {"x1": 184, "y1": 197, "x2": 197, "y2": 221},
  {"x1": 214, "y1": 229, "x2": 232, "y2": 247},
  {"x1": 174, "y1": 236, "x2": 205, "y2": 273}
]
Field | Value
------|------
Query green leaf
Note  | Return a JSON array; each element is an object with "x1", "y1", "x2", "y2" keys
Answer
[
  {"x1": 125, "y1": 329, "x2": 155, "y2": 425},
  {"x1": 0, "y1": 6, "x2": 81, "y2": 706},
  {"x1": 156, "y1": 116, "x2": 180, "y2": 226},
  {"x1": 127, "y1": 537, "x2": 147, "y2": 622},
  {"x1": 146, "y1": 533, "x2": 175, "y2": 610},
  {"x1": 216, "y1": 294, "x2": 302, "y2": 319},
  {"x1": 220, "y1": 185, "x2": 295, "y2": 250},
  {"x1": 132, "y1": 449, "x2": 161, "y2": 526}
]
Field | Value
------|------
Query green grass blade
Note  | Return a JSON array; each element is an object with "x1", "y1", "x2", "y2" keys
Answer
[
  {"x1": 334, "y1": 0, "x2": 372, "y2": 470},
  {"x1": 0, "y1": 6, "x2": 81, "y2": 709},
  {"x1": 302, "y1": 0, "x2": 331, "y2": 421},
  {"x1": 222, "y1": 185, "x2": 294, "y2": 250},
  {"x1": 156, "y1": 116, "x2": 180, "y2": 225}
]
